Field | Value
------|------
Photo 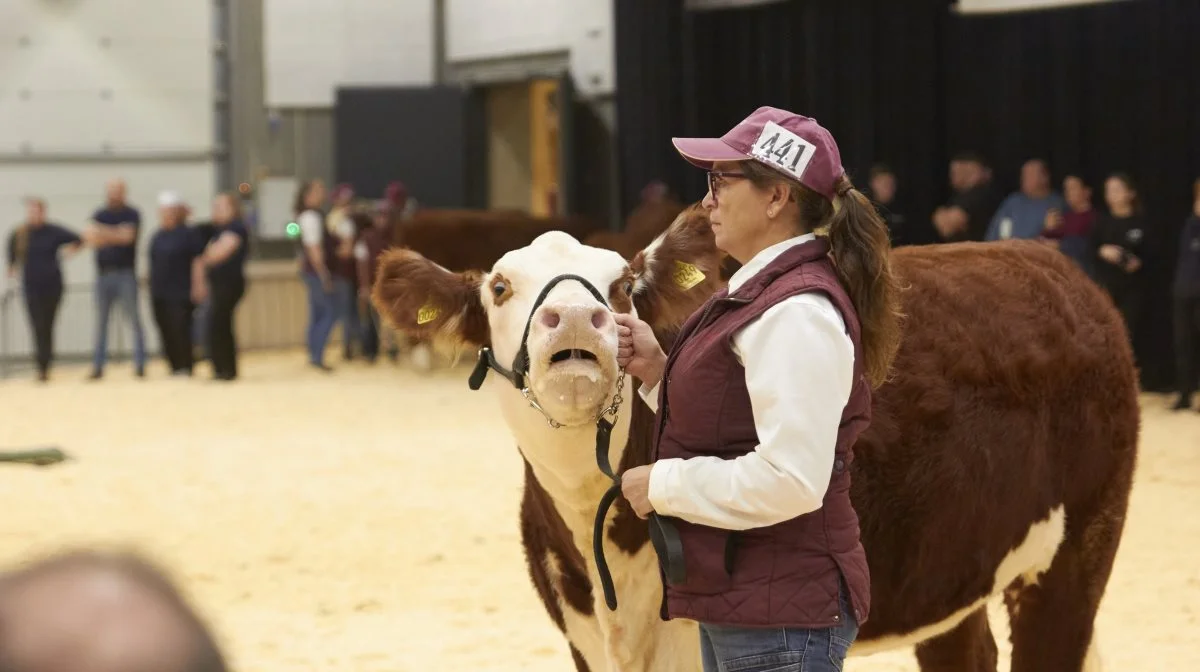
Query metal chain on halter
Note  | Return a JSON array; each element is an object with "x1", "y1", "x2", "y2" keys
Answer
[{"x1": 600, "y1": 368, "x2": 627, "y2": 421}]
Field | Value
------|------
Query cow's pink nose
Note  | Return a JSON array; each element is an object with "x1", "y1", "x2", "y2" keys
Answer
[{"x1": 538, "y1": 305, "x2": 611, "y2": 331}]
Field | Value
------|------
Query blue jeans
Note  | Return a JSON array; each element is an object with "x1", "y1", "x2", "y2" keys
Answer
[
  {"x1": 332, "y1": 277, "x2": 361, "y2": 356},
  {"x1": 93, "y1": 269, "x2": 146, "y2": 372},
  {"x1": 192, "y1": 299, "x2": 210, "y2": 360},
  {"x1": 699, "y1": 584, "x2": 858, "y2": 672},
  {"x1": 302, "y1": 271, "x2": 337, "y2": 365}
]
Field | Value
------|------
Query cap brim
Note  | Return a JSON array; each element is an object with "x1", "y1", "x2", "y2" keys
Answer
[{"x1": 671, "y1": 137, "x2": 748, "y2": 170}]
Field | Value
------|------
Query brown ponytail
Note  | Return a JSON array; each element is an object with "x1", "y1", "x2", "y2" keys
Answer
[
  {"x1": 827, "y1": 174, "x2": 903, "y2": 387},
  {"x1": 741, "y1": 162, "x2": 904, "y2": 387}
]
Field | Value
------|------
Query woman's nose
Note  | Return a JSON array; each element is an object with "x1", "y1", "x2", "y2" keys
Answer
[{"x1": 702, "y1": 190, "x2": 716, "y2": 209}]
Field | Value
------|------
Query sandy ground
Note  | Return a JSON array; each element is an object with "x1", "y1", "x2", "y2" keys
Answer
[{"x1": 0, "y1": 350, "x2": 1197, "y2": 671}]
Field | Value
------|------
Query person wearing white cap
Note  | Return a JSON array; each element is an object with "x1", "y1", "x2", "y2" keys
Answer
[{"x1": 147, "y1": 191, "x2": 208, "y2": 376}]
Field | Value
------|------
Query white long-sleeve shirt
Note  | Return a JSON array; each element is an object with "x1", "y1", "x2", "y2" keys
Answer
[{"x1": 642, "y1": 234, "x2": 855, "y2": 531}]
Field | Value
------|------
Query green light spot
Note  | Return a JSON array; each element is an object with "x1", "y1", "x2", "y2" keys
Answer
[{"x1": 285, "y1": 222, "x2": 300, "y2": 238}]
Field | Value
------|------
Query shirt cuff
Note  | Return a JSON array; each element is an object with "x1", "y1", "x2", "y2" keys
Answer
[
  {"x1": 638, "y1": 381, "x2": 660, "y2": 412},
  {"x1": 648, "y1": 458, "x2": 682, "y2": 517}
]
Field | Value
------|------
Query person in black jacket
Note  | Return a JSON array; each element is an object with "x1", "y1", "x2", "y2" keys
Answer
[
  {"x1": 194, "y1": 192, "x2": 249, "y2": 381},
  {"x1": 1171, "y1": 178, "x2": 1200, "y2": 411},
  {"x1": 147, "y1": 192, "x2": 208, "y2": 376},
  {"x1": 1090, "y1": 173, "x2": 1147, "y2": 343},
  {"x1": 5, "y1": 197, "x2": 81, "y2": 381}
]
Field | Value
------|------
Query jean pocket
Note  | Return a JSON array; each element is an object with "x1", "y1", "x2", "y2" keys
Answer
[
  {"x1": 827, "y1": 633, "x2": 852, "y2": 670},
  {"x1": 724, "y1": 650, "x2": 802, "y2": 672}
]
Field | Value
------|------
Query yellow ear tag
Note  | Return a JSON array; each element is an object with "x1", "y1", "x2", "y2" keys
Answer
[
  {"x1": 672, "y1": 261, "x2": 706, "y2": 290},
  {"x1": 416, "y1": 302, "x2": 440, "y2": 325}
]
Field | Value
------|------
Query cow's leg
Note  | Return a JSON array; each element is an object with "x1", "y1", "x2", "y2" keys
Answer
[
  {"x1": 912, "y1": 609, "x2": 998, "y2": 672},
  {"x1": 1005, "y1": 491, "x2": 1129, "y2": 672}
]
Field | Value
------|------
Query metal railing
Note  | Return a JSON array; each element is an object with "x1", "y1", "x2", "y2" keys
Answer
[{"x1": 0, "y1": 260, "x2": 312, "y2": 378}]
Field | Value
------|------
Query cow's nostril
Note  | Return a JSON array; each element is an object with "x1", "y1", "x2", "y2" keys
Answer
[
  {"x1": 591, "y1": 309, "x2": 609, "y2": 330},
  {"x1": 540, "y1": 309, "x2": 561, "y2": 329}
]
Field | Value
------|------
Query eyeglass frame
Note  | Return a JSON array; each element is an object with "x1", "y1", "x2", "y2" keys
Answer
[{"x1": 707, "y1": 171, "x2": 747, "y2": 201}]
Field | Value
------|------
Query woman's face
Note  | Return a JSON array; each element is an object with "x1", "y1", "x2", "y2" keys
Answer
[
  {"x1": 25, "y1": 200, "x2": 45, "y2": 226},
  {"x1": 159, "y1": 205, "x2": 183, "y2": 229},
  {"x1": 1063, "y1": 177, "x2": 1091, "y2": 211},
  {"x1": 1104, "y1": 177, "x2": 1134, "y2": 212},
  {"x1": 212, "y1": 195, "x2": 236, "y2": 224},
  {"x1": 307, "y1": 181, "x2": 327, "y2": 209},
  {"x1": 702, "y1": 161, "x2": 776, "y2": 261}
]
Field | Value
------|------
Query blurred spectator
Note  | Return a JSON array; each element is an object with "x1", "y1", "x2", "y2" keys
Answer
[
  {"x1": 148, "y1": 192, "x2": 207, "y2": 377},
  {"x1": 197, "y1": 192, "x2": 249, "y2": 381},
  {"x1": 932, "y1": 152, "x2": 1002, "y2": 243},
  {"x1": 328, "y1": 187, "x2": 363, "y2": 361},
  {"x1": 385, "y1": 181, "x2": 418, "y2": 220},
  {"x1": 1171, "y1": 178, "x2": 1200, "y2": 412},
  {"x1": 865, "y1": 163, "x2": 908, "y2": 247},
  {"x1": 83, "y1": 178, "x2": 146, "y2": 380},
  {"x1": 1090, "y1": 172, "x2": 1147, "y2": 342},
  {"x1": 5, "y1": 197, "x2": 81, "y2": 382},
  {"x1": 1041, "y1": 173, "x2": 1097, "y2": 272},
  {"x1": 355, "y1": 200, "x2": 398, "y2": 363},
  {"x1": 0, "y1": 549, "x2": 229, "y2": 672},
  {"x1": 985, "y1": 159, "x2": 1066, "y2": 241},
  {"x1": 295, "y1": 179, "x2": 336, "y2": 372}
]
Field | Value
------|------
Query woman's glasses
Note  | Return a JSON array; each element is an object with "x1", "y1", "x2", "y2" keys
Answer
[{"x1": 707, "y1": 171, "x2": 747, "y2": 200}]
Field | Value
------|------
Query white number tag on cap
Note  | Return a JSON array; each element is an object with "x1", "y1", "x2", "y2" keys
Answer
[{"x1": 750, "y1": 121, "x2": 817, "y2": 180}]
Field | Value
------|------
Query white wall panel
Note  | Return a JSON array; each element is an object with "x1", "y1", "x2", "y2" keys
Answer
[
  {"x1": 264, "y1": 0, "x2": 435, "y2": 108},
  {"x1": 446, "y1": 0, "x2": 614, "y2": 97},
  {"x1": 956, "y1": 0, "x2": 1131, "y2": 13},
  {"x1": 0, "y1": 0, "x2": 213, "y2": 153}
]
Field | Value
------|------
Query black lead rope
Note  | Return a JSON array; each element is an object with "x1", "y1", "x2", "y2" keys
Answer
[{"x1": 465, "y1": 272, "x2": 687, "y2": 611}]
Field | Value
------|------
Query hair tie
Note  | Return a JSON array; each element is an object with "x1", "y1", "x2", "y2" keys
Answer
[{"x1": 835, "y1": 180, "x2": 854, "y2": 197}]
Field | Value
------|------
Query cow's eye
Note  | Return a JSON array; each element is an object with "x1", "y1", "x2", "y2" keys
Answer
[
  {"x1": 621, "y1": 280, "x2": 634, "y2": 296},
  {"x1": 492, "y1": 280, "x2": 507, "y2": 297}
]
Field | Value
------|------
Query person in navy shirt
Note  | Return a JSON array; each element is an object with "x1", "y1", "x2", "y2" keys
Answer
[
  {"x1": 5, "y1": 198, "x2": 82, "y2": 381},
  {"x1": 1171, "y1": 178, "x2": 1200, "y2": 412},
  {"x1": 81, "y1": 178, "x2": 147, "y2": 379},
  {"x1": 147, "y1": 191, "x2": 208, "y2": 376},
  {"x1": 193, "y1": 192, "x2": 249, "y2": 380}
]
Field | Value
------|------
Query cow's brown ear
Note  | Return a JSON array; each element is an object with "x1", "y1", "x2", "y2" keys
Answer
[
  {"x1": 371, "y1": 248, "x2": 489, "y2": 347},
  {"x1": 629, "y1": 202, "x2": 724, "y2": 331}
]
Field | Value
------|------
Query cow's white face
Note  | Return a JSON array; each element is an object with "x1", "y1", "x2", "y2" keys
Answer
[
  {"x1": 371, "y1": 204, "x2": 724, "y2": 427},
  {"x1": 483, "y1": 232, "x2": 633, "y2": 426}
]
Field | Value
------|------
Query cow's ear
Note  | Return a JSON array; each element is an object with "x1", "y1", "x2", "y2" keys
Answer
[
  {"x1": 371, "y1": 248, "x2": 489, "y2": 347},
  {"x1": 629, "y1": 202, "x2": 724, "y2": 331}
]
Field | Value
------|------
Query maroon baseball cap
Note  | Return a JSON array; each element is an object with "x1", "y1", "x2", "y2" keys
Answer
[{"x1": 672, "y1": 106, "x2": 845, "y2": 201}]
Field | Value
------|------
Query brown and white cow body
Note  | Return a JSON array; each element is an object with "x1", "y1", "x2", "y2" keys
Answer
[{"x1": 373, "y1": 205, "x2": 1138, "y2": 672}]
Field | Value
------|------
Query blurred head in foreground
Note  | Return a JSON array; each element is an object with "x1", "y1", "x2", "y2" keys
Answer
[{"x1": 0, "y1": 549, "x2": 228, "y2": 672}]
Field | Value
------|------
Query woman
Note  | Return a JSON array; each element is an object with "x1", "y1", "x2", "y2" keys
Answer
[
  {"x1": 147, "y1": 191, "x2": 207, "y2": 376},
  {"x1": 615, "y1": 107, "x2": 902, "y2": 671},
  {"x1": 1042, "y1": 173, "x2": 1097, "y2": 273},
  {"x1": 1171, "y1": 178, "x2": 1200, "y2": 411},
  {"x1": 295, "y1": 179, "x2": 336, "y2": 371},
  {"x1": 5, "y1": 197, "x2": 81, "y2": 381},
  {"x1": 354, "y1": 200, "x2": 397, "y2": 363},
  {"x1": 1090, "y1": 172, "x2": 1146, "y2": 342},
  {"x1": 196, "y1": 192, "x2": 249, "y2": 381}
]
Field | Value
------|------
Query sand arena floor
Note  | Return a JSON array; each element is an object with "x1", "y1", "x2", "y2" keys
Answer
[{"x1": 0, "y1": 350, "x2": 1197, "y2": 671}]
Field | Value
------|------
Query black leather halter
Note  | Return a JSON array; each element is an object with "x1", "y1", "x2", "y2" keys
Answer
[{"x1": 464, "y1": 273, "x2": 685, "y2": 611}]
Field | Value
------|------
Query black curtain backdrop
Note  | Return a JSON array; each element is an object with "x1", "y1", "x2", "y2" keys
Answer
[{"x1": 615, "y1": 0, "x2": 1200, "y2": 390}]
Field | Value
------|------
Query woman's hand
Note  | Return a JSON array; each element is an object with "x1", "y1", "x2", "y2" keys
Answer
[
  {"x1": 1099, "y1": 244, "x2": 1124, "y2": 265},
  {"x1": 620, "y1": 465, "x2": 655, "y2": 519},
  {"x1": 614, "y1": 312, "x2": 667, "y2": 386}
]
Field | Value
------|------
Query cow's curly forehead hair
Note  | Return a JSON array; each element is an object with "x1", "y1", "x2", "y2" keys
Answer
[{"x1": 0, "y1": 549, "x2": 229, "y2": 672}]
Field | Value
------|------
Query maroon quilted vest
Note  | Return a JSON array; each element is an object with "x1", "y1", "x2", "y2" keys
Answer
[{"x1": 652, "y1": 237, "x2": 872, "y2": 628}]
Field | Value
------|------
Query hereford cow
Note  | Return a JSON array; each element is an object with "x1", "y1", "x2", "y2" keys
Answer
[{"x1": 372, "y1": 204, "x2": 1137, "y2": 672}]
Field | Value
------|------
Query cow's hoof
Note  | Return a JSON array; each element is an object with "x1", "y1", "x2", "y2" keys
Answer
[{"x1": 411, "y1": 344, "x2": 433, "y2": 373}]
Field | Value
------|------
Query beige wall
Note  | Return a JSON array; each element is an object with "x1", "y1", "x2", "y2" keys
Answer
[{"x1": 486, "y1": 83, "x2": 532, "y2": 212}]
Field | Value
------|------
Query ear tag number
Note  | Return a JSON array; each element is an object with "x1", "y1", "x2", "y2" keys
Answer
[
  {"x1": 417, "y1": 303, "x2": 440, "y2": 325},
  {"x1": 672, "y1": 261, "x2": 706, "y2": 290}
]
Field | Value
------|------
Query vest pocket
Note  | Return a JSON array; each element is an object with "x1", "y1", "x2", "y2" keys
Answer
[{"x1": 674, "y1": 522, "x2": 736, "y2": 595}]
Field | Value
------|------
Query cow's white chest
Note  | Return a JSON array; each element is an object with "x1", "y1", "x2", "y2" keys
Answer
[{"x1": 851, "y1": 504, "x2": 1067, "y2": 657}]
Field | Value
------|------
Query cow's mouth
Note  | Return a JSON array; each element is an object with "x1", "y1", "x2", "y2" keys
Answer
[{"x1": 549, "y1": 349, "x2": 599, "y2": 365}]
